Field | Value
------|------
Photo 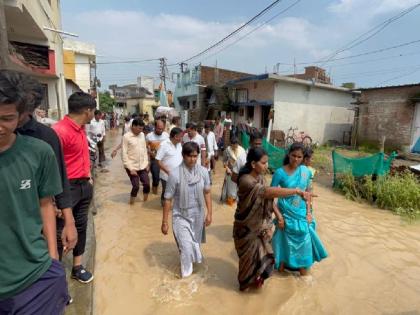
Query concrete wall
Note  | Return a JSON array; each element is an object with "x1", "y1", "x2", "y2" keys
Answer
[
  {"x1": 358, "y1": 85, "x2": 420, "y2": 150},
  {"x1": 273, "y1": 81, "x2": 355, "y2": 144},
  {"x1": 5, "y1": 0, "x2": 68, "y2": 116},
  {"x1": 75, "y1": 54, "x2": 91, "y2": 93}
]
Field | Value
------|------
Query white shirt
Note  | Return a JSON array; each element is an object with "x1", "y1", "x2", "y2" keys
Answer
[
  {"x1": 205, "y1": 131, "x2": 218, "y2": 156},
  {"x1": 182, "y1": 133, "x2": 206, "y2": 165},
  {"x1": 155, "y1": 139, "x2": 182, "y2": 181},
  {"x1": 87, "y1": 119, "x2": 106, "y2": 141},
  {"x1": 146, "y1": 132, "x2": 169, "y2": 143},
  {"x1": 232, "y1": 150, "x2": 247, "y2": 174}
]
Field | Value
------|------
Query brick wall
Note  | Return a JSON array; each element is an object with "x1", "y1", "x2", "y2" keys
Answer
[
  {"x1": 200, "y1": 66, "x2": 251, "y2": 86},
  {"x1": 234, "y1": 80, "x2": 274, "y2": 101},
  {"x1": 358, "y1": 85, "x2": 420, "y2": 149}
]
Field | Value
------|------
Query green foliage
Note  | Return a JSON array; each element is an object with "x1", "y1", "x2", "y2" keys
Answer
[
  {"x1": 376, "y1": 172, "x2": 420, "y2": 219},
  {"x1": 337, "y1": 172, "x2": 420, "y2": 220},
  {"x1": 99, "y1": 91, "x2": 116, "y2": 113}
]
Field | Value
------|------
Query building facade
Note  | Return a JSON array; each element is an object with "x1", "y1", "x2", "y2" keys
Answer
[
  {"x1": 63, "y1": 39, "x2": 96, "y2": 99},
  {"x1": 1, "y1": 0, "x2": 68, "y2": 118},
  {"x1": 227, "y1": 73, "x2": 357, "y2": 144},
  {"x1": 356, "y1": 84, "x2": 420, "y2": 152},
  {"x1": 174, "y1": 65, "x2": 251, "y2": 123}
]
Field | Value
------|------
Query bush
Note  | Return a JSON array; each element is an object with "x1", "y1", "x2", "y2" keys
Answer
[{"x1": 337, "y1": 172, "x2": 420, "y2": 220}]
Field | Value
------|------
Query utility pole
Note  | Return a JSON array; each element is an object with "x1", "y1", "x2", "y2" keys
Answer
[
  {"x1": 0, "y1": 0, "x2": 9, "y2": 68},
  {"x1": 159, "y1": 57, "x2": 167, "y2": 91}
]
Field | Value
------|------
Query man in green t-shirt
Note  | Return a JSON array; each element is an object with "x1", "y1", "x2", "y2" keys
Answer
[{"x1": 0, "y1": 70, "x2": 69, "y2": 313}]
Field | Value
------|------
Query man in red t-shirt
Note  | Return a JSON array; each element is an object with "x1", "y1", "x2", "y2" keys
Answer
[{"x1": 53, "y1": 92, "x2": 96, "y2": 284}]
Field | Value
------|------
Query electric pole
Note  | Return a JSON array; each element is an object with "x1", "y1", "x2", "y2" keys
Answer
[
  {"x1": 159, "y1": 57, "x2": 167, "y2": 91},
  {"x1": 0, "y1": 0, "x2": 9, "y2": 68}
]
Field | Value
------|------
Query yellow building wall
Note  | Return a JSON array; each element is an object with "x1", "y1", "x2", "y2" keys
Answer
[
  {"x1": 140, "y1": 99, "x2": 158, "y2": 118},
  {"x1": 63, "y1": 50, "x2": 76, "y2": 81}
]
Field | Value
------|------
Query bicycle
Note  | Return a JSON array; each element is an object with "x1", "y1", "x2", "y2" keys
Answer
[{"x1": 284, "y1": 127, "x2": 313, "y2": 148}]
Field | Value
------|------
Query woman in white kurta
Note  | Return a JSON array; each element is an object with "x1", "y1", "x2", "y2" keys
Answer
[{"x1": 161, "y1": 142, "x2": 213, "y2": 278}]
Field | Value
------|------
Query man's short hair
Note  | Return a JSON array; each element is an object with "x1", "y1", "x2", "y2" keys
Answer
[
  {"x1": 68, "y1": 92, "x2": 96, "y2": 114},
  {"x1": 94, "y1": 109, "x2": 101, "y2": 116},
  {"x1": 186, "y1": 122, "x2": 197, "y2": 130},
  {"x1": 155, "y1": 119, "x2": 164, "y2": 127},
  {"x1": 131, "y1": 118, "x2": 145, "y2": 127},
  {"x1": 250, "y1": 130, "x2": 263, "y2": 143},
  {"x1": 21, "y1": 75, "x2": 44, "y2": 112},
  {"x1": 0, "y1": 70, "x2": 28, "y2": 114},
  {"x1": 171, "y1": 116, "x2": 180, "y2": 124},
  {"x1": 170, "y1": 127, "x2": 183, "y2": 138}
]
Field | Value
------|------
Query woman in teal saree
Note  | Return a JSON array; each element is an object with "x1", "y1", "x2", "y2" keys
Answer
[{"x1": 271, "y1": 143, "x2": 327, "y2": 275}]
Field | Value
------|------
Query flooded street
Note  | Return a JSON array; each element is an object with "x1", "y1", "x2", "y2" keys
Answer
[{"x1": 93, "y1": 132, "x2": 420, "y2": 315}]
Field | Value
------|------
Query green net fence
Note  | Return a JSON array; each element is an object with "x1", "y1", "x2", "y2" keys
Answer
[
  {"x1": 332, "y1": 150, "x2": 397, "y2": 186},
  {"x1": 240, "y1": 132, "x2": 287, "y2": 171}
]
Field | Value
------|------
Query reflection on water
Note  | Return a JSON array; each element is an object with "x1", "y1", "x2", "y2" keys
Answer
[{"x1": 93, "y1": 132, "x2": 420, "y2": 315}]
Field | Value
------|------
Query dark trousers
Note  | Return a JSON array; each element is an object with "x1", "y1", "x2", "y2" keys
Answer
[
  {"x1": 160, "y1": 179, "x2": 167, "y2": 206},
  {"x1": 0, "y1": 259, "x2": 69, "y2": 314},
  {"x1": 97, "y1": 140, "x2": 105, "y2": 163},
  {"x1": 57, "y1": 180, "x2": 93, "y2": 259},
  {"x1": 125, "y1": 168, "x2": 150, "y2": 197},
  {"x1": 210, "y1": 155, "x2": 216, "y2": 170},
  {"x1": 150, "y1": 159, "x2": 160, "y2": 187}
]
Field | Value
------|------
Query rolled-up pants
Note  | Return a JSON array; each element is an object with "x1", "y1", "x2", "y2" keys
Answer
[{"x1": 125, "y1": 168, "x2": 150, "y2": 197}]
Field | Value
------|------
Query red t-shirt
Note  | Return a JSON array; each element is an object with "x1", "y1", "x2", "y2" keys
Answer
[{"x1": 53, "y1": 116, "x2": 90, "y2": 179}]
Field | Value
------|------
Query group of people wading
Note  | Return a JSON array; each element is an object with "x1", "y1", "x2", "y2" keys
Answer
[{"x1": 120, "y1": 113, "x2": 329, "y2": 290}]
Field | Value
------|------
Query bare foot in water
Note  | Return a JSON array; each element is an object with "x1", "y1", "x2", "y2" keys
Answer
[{"x1": 278, "y1": 262, "x2": 285, "y2": 272}]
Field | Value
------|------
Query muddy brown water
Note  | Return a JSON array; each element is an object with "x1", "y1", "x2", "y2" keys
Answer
[{"x1": 93, "y1": 132, "x2": 420, "y2": 315}]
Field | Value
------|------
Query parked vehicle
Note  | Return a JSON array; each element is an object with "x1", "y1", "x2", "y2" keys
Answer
[{"x1": 285, "y1": 127, "x2": 312, "y2": 148}]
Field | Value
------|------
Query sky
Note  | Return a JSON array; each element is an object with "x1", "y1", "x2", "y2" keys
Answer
[{"x1": 61, "y1": 0, "x2": 420, "y2": 91}]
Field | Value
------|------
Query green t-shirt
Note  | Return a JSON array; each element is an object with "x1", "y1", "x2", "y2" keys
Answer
[{"x1": 0, "y1": 134, "x2": 62, "y2": 300}]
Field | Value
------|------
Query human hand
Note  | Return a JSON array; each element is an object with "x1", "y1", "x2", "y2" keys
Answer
[
  {"x1": 161, "y1": 221, "x2": 169, "y2": 235},
  {"x1": 205, "y1": 213, "x2": 212, "y2": 226},
  {"x1": 62, "y1": 222, "x2": 78, "y2": 255},
  {"x1": 130, "y1": 170, "x2": 138, "y2": 176},
  {"x1": 55, "y1": 209, "x2": 63, "y2": 218},
  {"x1": 277, "y1": 216, "x2": 285, "y2": 230},
  {"x1": 306, "y1": 212, "x2": 313, "y2": 223},
  {"x1": 111, "y1": 150, "x2": 117, "y2": 159}
]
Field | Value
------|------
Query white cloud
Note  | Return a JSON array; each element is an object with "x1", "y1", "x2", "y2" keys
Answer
[
  {"x1": 62, "y1": 3, "x2": 419, "y2": 88},
  {"x1": 328, "y1": 0, "x2": 419, "y2": 17}
]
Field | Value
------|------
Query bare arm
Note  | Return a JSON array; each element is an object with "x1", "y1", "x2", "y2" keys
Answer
[
  {"x1": 60, "y1": 208, "x2": 77, "y2": 255},
  {"x1": 161, "y1": 199, "x2": 172, "y2": 235},
  {"x1": 40, "y1": 196, "x2": 59, "y2": 260},
  {"x1": 231, "y1": 172, "x2": 238, "y2": 183},
  {"x1": 204, "y1": 189, "x2": 212, "y2": 226},
  {"x1": 263, "y1": 187, "x2": 302, "y2": 199}
]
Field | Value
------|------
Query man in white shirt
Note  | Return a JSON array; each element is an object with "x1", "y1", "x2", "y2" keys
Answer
[
  {"x1": 87, "y1": 110, "x2": 106, "y2": 167},
  {"x1": 156, "y1": 127, "x2": 183, "y2": 206},
  {"x1": 204, "y1": 123, "x2": 218, "y2": 174},
  {"x1": 182, "y1": 122, "x2": 207, "y2": 167},
  {"x1": 122, "y1": 119, "x2": 150, "y2": 204},
  {"x1": 146, "y1": 120, "x2": 169, "y2": 195},
  {"x1": 231, "y1": 131, "x2": 263, "y2": 183}
]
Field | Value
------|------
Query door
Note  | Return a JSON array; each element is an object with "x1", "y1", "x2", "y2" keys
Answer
[{"x1": 411, "y1": 102, "x2": 420, "y2": 153}]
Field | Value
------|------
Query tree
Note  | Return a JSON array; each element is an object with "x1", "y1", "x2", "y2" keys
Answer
[{"x1": 99, "y1": 91, "x2": 116, "y2": 113}]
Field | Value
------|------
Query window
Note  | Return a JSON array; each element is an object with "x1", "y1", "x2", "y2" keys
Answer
[{"x1": 236, "y1": 89, "x2": 248, "y2": 103}]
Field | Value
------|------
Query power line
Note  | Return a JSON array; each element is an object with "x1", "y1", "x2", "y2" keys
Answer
[
  {"x1": 64, "y1": 58, "x2": 160, "y2": 65},
  {"x1": 286, "y1": 39, "x2": 420, "y2": 66},
  {"x1": 379, "y1": 68, "x2": 420, "y2": 85},
  {"x1": 170, "y1": 0, "x2": 284, "y2": 65},
  {"x1": 198, "y1": 0, "x2": 303, "y2": 65},
  {"x1": 319, "y1": 2, "x2": 420, "y2": 66}
]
